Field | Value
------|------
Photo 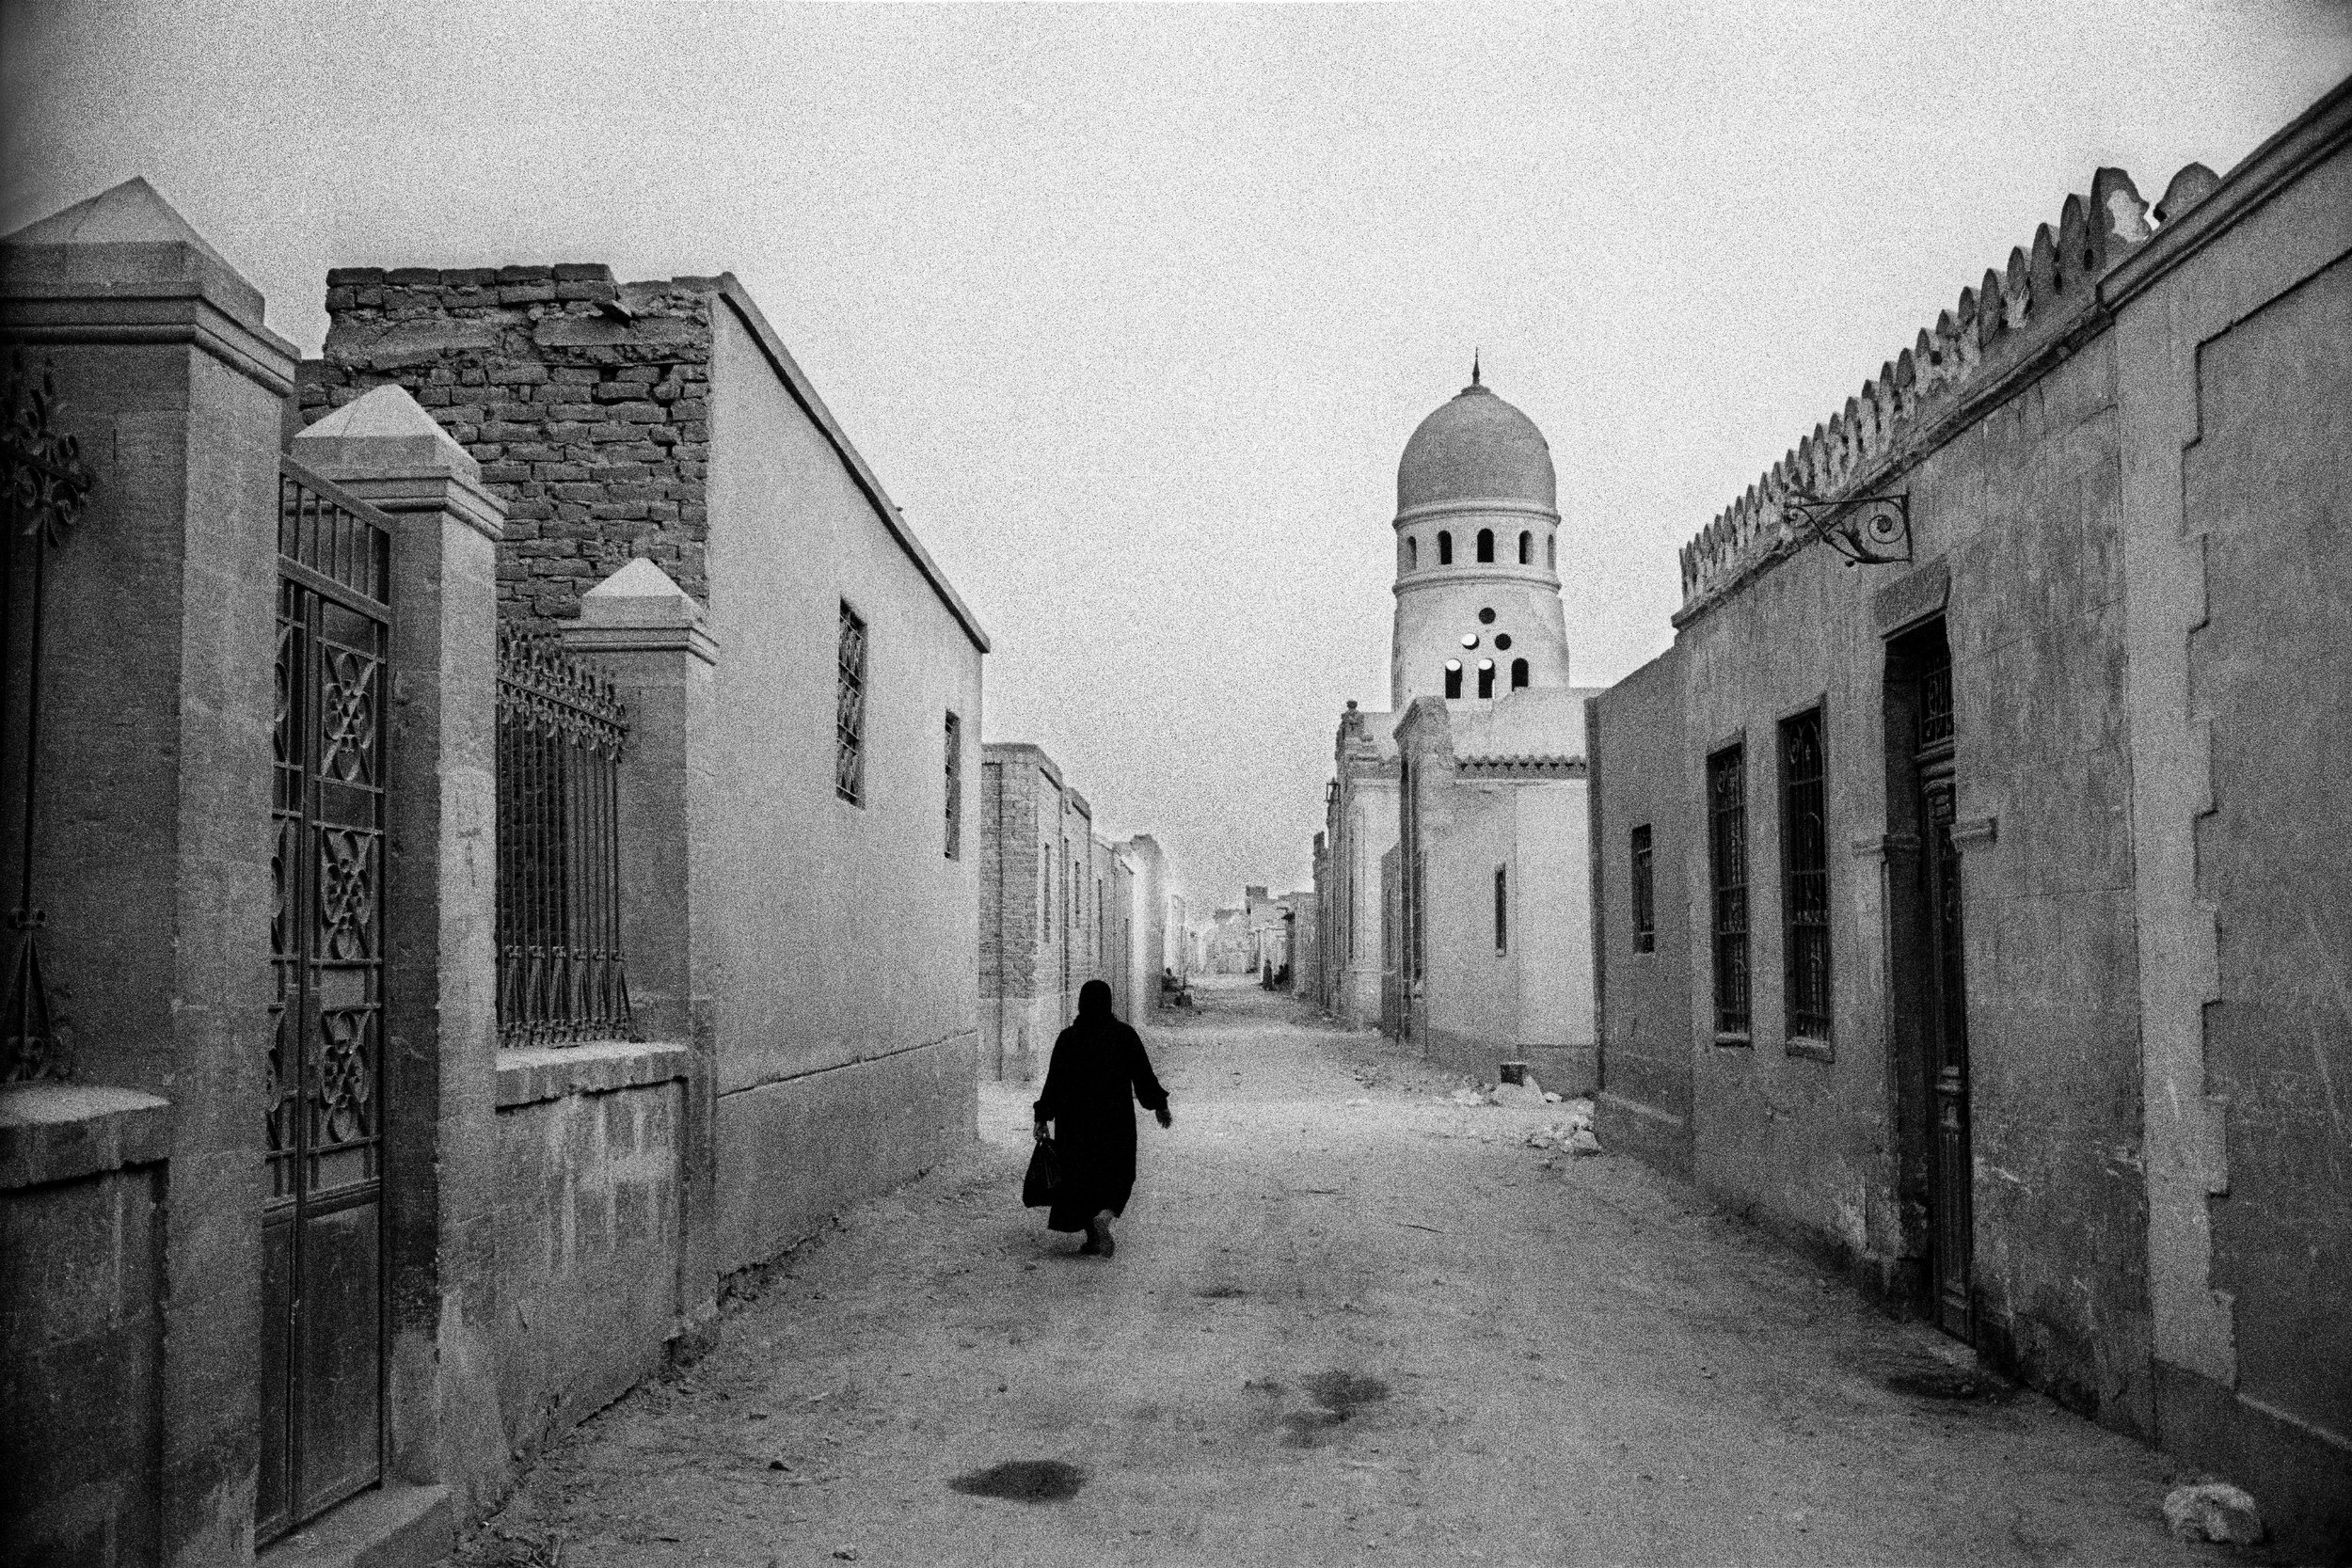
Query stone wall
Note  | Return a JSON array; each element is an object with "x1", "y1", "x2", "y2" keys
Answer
[
  {"x1": 302, "y1": 265, "x2": 713, "y2": 624},
  {"x1": 2106, "y1": 87, "x2": 2352, "y2": 1552},
  {"x1": 1587, "y1": 651, "x2": 1695, "y2": 1177},
  {"x1": 980, "y1": 744, "x2": 1064, "y2": 1081},
  {"x1": 490, "y1": 1047, "x2": 689, "y2": 1466},
  {"x1": 0, "y1": 1088, "x2": 169, "y2": 1568}
]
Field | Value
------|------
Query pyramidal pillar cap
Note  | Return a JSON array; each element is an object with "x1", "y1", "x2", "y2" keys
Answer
[
  {"x1": 568, "y1": 556, "x2": 718, "y2": 664},
  {"x1": 293, "y1": 385, "x2": 501, "y2": 539},
  {"x1": 1, "y1": 176, "x2": 295, "y2": 386}
]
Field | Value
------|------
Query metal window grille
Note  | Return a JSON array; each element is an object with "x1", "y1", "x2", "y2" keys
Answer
[
  {"x1": 1918, "y1": 641, "x2": 1953, "y2": 749},
  {"x1": 495, "y1": 627, "x2": 631, "y2": 1047},
  {"x1": 943, "y1": 712, "x2": 961, "y2": 858},
  {"x1": 1494, "y1": 865, "x2": 1508, "y2": 954},
  {"x1": 1708, "y1": 746, "x2": 1750, "y2": 1037},
  {"x1": 835, "y1": 602, "x2": 866, "y2": 804},
  {"x1": 1782, "y1": 708, "x2": 1831, "y2": 1039},
  {"x1": 1630, "y1": 824, "x2": 1655, "y2": 953}
]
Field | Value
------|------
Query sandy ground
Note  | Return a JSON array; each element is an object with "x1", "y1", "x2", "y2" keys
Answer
[{"x1": 451, "y1": 978, "x2": 2268, "y2": 1568}]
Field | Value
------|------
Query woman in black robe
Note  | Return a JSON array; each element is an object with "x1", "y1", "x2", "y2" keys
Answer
[{"x1": 1033, "y1": 979, "x2": 1170, "y2": 1257}]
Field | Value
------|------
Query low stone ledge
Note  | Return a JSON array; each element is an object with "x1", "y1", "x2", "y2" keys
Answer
[
  {"x1": 496, "y1": 1039, "x2": 690, "y2": 1109},
  {"x1": 0, "y1": 1083, "x2": 171, "y2": 1190}
]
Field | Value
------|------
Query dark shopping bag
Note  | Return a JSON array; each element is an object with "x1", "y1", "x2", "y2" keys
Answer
[{"x1": 1022, "y1": 1136, "x2": 1060, "y2": 1209}]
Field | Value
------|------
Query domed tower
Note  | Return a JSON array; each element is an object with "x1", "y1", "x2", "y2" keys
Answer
[{"x1": 1390, "y1": 362, "x2": 1571, "y2": 709}]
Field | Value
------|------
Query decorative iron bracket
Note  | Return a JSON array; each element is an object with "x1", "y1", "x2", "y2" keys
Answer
[{"x1": 1781, "y1": 485, "x2": 1912, "y2": 567}]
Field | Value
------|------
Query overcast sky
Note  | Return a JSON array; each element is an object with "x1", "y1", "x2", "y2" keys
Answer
[{"x1": 7, "y1": 1, "x2": 2345, "y2": 912}]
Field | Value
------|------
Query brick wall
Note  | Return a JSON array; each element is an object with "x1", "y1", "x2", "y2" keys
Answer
[{"x1": 300, "y1": 264, "x2": 714, "y2": 624}]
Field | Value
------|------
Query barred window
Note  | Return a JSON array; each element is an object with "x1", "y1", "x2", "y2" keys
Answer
[
  {"x1": 1630, "y1": 824, "x2": 1655, "y2": 953},
  {"x1": 1782, "y1": 708, "x2": 1831, "y2": 1041},
  {"x1": 834, "y1": 602, "x2": 866, "y2": 804},
  {"x1": 1708, "y1": 745, "x2": 1750, "y2": 1037},
  {"x1": 943, "y1": 712, "x2": 961, "y2": 859},
  {"x1": 1494, "y1": 865, "x2": 1508, "y2": 954}
]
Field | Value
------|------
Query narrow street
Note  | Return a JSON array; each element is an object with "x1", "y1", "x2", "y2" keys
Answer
[{"x1": 458, "y1": 981, "x2": 2239, "y2": 1568}]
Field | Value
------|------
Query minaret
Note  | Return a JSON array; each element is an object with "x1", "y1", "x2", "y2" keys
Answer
[{"x1": 1389, "y1": 367, "x2": 1571, "y2": 709}]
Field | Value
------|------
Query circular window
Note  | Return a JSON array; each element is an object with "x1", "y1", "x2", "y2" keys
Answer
[
  {"x1": 1478, "y1": 608, "x2": 1497, "y2": 625},
  {"x1": 1443, "y1": 658, "x2": 1462, "y2": 672},
  {"x1": 1477, "y1": 658, "x2": 1495, "y2": 672},
  {"x1": 1494, "y1": 633, "x2": 1513, "y2": 650},
  {"x1": 1459, "y1": 633, "x2": 1479, "y2": 649}
]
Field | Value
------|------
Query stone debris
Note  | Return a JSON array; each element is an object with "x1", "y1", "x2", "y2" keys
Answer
[
  {"x1": 1445, "y1": 1085, "x2": 1497, "y2": 1107},
  {"x1": 2162, "y1": 1481, "x2": 2265, "y2": 1544},
  {"x1": 1526, "y1": 1100, "x2": 1601, "y2": 1160},
  {"x1": 1493, "y1": 1078, "x2": 1547, "y2": 1108}
]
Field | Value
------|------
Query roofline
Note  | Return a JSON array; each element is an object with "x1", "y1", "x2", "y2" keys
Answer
[{"x1": 714, "y1": 277, "x2": 991, "y2": 654}]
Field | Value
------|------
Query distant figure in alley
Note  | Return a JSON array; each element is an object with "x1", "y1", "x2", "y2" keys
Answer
[{"x1": 1033, "y1": 979, "x2": 1172, "y2": 1257}]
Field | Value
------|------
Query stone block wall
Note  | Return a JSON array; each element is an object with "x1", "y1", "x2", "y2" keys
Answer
[
  {"x1": 0, "y1": 1092, "x2": 167, "y2": 1568},
  {"x1": 300, "y1": 265, "x2": 715, "y2": 624},
  {"x1": 489, "y1": 1046, "x2": 689, "y2": 1467}
]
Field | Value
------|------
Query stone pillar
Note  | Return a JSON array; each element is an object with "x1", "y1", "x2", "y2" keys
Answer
[
  {"x1": 289, "y1": 386, "x2": 508, "y2": 1513},
  {"x1": 2, "y1": 178, "x2": 295, "y2": 1567},
  {"x1": 562, "y1": 559, "x2": 722, "y2": 1336}
]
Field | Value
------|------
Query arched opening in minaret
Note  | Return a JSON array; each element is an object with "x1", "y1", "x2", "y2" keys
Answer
[
  {"x1": 1511, "y1": 657, "x2": 1530, "y2": 690},
  {"x1": 1518, "y1": 531, "x2": 1532, "y2": 564},
  {"x1": 1406, "y1": 535, "x2": 1418, "y2": 570},
  {"x1": 1443, "y1": 660, "x2": 1463, "y2": 699},
  {"x1": 1547, "y1": 533, "x2": 1556, "y2": 569},
  {"x1": 1438, "y1": 531, "x2": 1454, "y2": 565},
  {"x1": 1476, "y1": 529, "x2": 1495, "y2": 563},
  {"x1": 1477, "y1": 659, "x2": 1496, "y2": 699}
]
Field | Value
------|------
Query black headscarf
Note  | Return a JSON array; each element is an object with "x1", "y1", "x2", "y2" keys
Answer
[{"x1": 1076, "y1": 977, "x2": 1113, "y2": 1020}]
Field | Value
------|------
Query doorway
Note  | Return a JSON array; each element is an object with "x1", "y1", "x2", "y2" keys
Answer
[{"x1": 1886, "y1": 617, "x2": 1972, "y2": 1341}]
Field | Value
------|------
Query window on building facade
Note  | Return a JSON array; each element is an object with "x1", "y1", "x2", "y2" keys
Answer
[
  {"x1": 1406, "y1": 535, "x2": 1418, "y2": 570},
  {"x1": 834, "y1": 602, "x2": 866, "y2": 804},
  {"x1": 943, "y1": 713, "x2": 961, "y2": 858},
  {"x1": 1477, "y1": 659, "x2": 1496, "y2": 699},
  {"x1": 1494, "y1": 864, "x2": 1508, "y2": 954},
  {"x1": 1510, "y1": 657, "x2": 1529, "y2": 690},
  {"x1": 1708, "y1": 744, "x2": 1750, "y2": 1037},
  {"x1": 1547, "y1": 533, "x2": 1556, "y2": 569},
  {"x1": 1042, "y1": 851, "x2": 1052, "y2": 940},
  {"x1": 1444, "y1": 661, "x2": 1463, "y2": 699},
  {"x1": 1518, "y1": 531, "x2": 1532, "y2": 564},
  {"x1": 1781, "y1": 707, "x2": 1830, "y2": 1041},
  {"x1": 1476, "y1": 528, "x2": 1495, "y2": 562},
  {"x1": 1631, "y1": 824, "x2": 1655, "y2": 953},
  {"x1": 1438, "y1": 531, "x2": 1454, "y2": 565}
]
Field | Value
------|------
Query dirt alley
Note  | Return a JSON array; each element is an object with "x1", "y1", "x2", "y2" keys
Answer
[{"x1": 453, "y1": 979, "x2": 2257, "y2": 1568}]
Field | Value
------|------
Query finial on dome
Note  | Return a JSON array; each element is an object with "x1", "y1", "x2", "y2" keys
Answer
[{"x1": 1471, "y1": 349, "x2": 1481, "y2": 388}]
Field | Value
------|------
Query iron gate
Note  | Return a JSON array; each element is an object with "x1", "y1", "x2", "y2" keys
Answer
[{"x1": 262, "y1": 455, "x2": 390, "y2": 1542}]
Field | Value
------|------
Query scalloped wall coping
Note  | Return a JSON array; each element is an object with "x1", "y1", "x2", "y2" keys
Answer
[{"x1": 1673, "y1": 162, "x2": 2227, "y2": 620}]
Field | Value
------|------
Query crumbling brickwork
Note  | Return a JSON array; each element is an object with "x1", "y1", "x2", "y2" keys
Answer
[{"x1": 300, "y1": 264, "x2": 714, "y2": 624}]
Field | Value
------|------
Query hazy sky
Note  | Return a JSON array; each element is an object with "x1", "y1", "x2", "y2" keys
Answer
[{"x1": 7, "y1": 1, "x2": 2345, "y2": 912}]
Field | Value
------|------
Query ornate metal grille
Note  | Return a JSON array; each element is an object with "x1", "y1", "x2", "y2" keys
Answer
[
  {"x1": 1781, "y1": 708, "x2": 1832, "y2": 1040},
  {"x1": 1918, "y1": 641, "x2": 1954, "y2": 749},
  {"x1": 2, "y1": 356, "x2": 96, "y2": 1083},
  {"x1": 944, "y1": 711, "x2": 961, "y2": 858},
  {"x1": 1708, "y1": 746, "x2": 1750, "y2": 1037},
  {"x1": 1630, "y1": 824, "x2": 1655, "y2": 954},
  {"x1": 495, "y1": 627, "x2": 632, "y2": 1047},
  {"x1": 835, "y1": 601, "x2": 866, "y2": 804},
  {"x1": 263, "y1": 454, "x2": 392, "y2": 1541}
]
